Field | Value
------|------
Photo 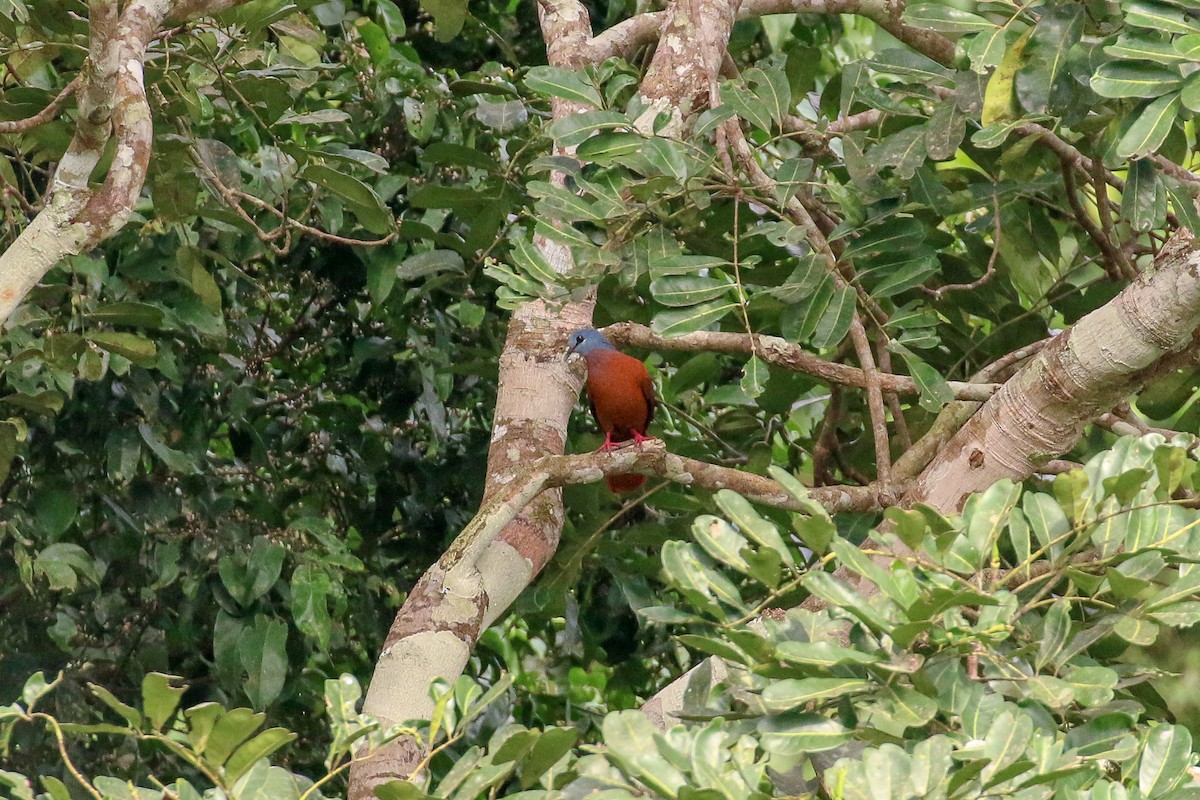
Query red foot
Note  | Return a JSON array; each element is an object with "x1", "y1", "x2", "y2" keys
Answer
[
  {"x1": 632, "y1": 430, "x2": 654, "y2": 446},
  {"x1": 597, "y1": 433, "x2": 618, "y2": 452}
]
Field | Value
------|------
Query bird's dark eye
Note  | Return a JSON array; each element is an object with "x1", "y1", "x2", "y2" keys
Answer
[{"x1": 575, "y1": 336, "x2": 583, "y2": 343}]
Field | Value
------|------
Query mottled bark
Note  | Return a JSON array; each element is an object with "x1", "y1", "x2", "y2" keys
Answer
[
  {"x1": 635, "y1": 0, "x2": 740, "y2": 133},
  {"x1": 906, "y1": 231, "x2": 1200, "y2": 512},
  {"x1": 0, "y1": 0, "x2": 250, "y2": 325},
  {"x1": 348, "y1": 0, "x2": 600, "y2": 789},
  {"x1": 588, "y1": 0, "x2": 953, "y2": 66},
  {"x1": 349, "y1": 0, "x2": 749, "y2": 791}
]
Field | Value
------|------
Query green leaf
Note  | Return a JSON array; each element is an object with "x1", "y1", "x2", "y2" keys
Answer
[
  {"x1": 35, "y1": 543, "x2": 96, "y2": 592},
  {"x1": 1140, "y1": 725, "x2": 1192, "y2": 798},
  {"x1": 982, "y1": 710, "x2": 1034, "y2": 782},
  {"x1": 529, "y1": 181, "x2": 601, "y2": 223},
  {"x1": 902, "y1": 3, "x2": 994, "y2": 32},
  {"x1": 89, "y1": 683, "x2": 143, "y2": 728},
  {"x1": 396, "y1": 249, "x2": 465, "y2": 280},
  {"x1": 1064, "y1": 665, "x2": 1117, "y2": 707},
  {"x1": 1117, "y1": 93, "x2": 1182, "y2": 158},
  {"x1": 889, "y1": 341, "x2": 953, "y2": 412},
  {"x1": 1165, "y1": 176, "x2": 1200, "y2": 235},
  {"x1": 651, "y1": 300, "x2": 738, "y2": 337},
  {"x1": 841, "y1": 217, "x2": 927, "y2": 259},
  {"x1": 545, "y1": 110, "x2": 628, "y2": 147},
  {"x1": 775, "y1": 158, "x2": 812, "y2": 207},
  {"x1": 868, "y1": 125, "x2": 927, "y2": 180},
  {"x1": 869, "y1": 686, "x2": 938, "y2": 733},
  {"x1": 1106, "y1": 33, "x2": 1192, "y2": 64},
  {"x1": 81, "y1": 302, "x2": 165, "y2": 329},
  {"x1": 867, "y1": 47, "x2": 952, "y2": 83},
  {"x1": 300, "y1": 163, "x2": 392, "y2": 233},
  {"x1": 224, "y1": 728, "x2": 299, "y2": 784},
  {"x1": 240, "y1": 617, "x2": 288, "y2": 709},
  {"x1": 723, "y1": 62, "x2": 792, "y2": 132},
  {"x1": 87, "y1": 332, "x2": 156, "y2": 366},
  {"x1": 1015, "y1": 5, "x2": 1084, "y2": 114},
  {"x1": 421, "y1": 0, "x2": 467, "y2": 41},
  {"x1": 376, "y1": 781, "x2": 435, "y2": 800},
  {"x1": 803, "y1": 571, "x2": 890, "y2": 632},
  {"x1": 1037, "y1": 599, "x2": 1071, "y2": 670},
  {"x1": 576, "y1": 132, "x2": 649, "y2": 163},
  {"x1": 509, "y1": 236, "x2": 565, "y2": 290},
  {"x1": 1177, "y1": 32, "x2": 1200, "y2": 57},
  {"x1": 661, "y1": 540, "x2": 745, "y2": 611},
  {"x1": 142, "y1": 673, "x2": 186, "y2": 732},
  {"x1": 1126, "y1": 0, "x2": 1200, "y2": 34},
  {"x1": 602, "y1": 711, "x2": 687, "y2": 797},
  {"x1": 1066, "y1": 712, "x2": 1137, "y2": 757},
  {"x1": 968, "y1": 26, "x2": 1008, "y2": 72},
  {"x1": 714, "y1": 490, "x2": 796, "y2": 567},
  {"x1": 519, "y1": 727, "x2": 576, "y2": 788},
  {"x1": 648, "y1": 276, "x2": 732, "y2": 307},
  {"x1": 650, "y1": 254, "x2": 732, "y2": 278},
  {"x1": 1182, "y1": 70, "x2": 1200, "y2": 111},
  {"x1": 1091, "y1": 62, "x2": 1182, "y2": 98},
  {"x1": 692, "y1": 515, "x2": 750, "y2": 574},
  {"x1": 776, "y1": 640, "x2": 883, "y2": 668},
  {"x1": 218, "y1": 537, "x2": 286, "y2": 607},
  {"x1": 744, "y1": 63, "x2": 792, "y2": 128},
  {"x1": 811, "y1": 282, "x2": 856, "y2": 349},
  {"x1": 421, "y1": 142, "x2": 499, "y2": 172},
  {"x1": 524, "y1": 65, "x2": 602, "y2": 107},
  {"x1": 741, "y1": 355, "x2": 768, "y2": 399},
  {"x1": 761, "y1": 677, "x2": 872, "y2": 712},
  {"x1": 758, "y1": 712, "x2": 852, "y2": 754},
  {"x1": 291, "y1": 564, "x2": 332, "y2": 649},
  {"x1": 34, "y1": 489, "x2": 76, "y2": 537},
  {"x1": 1124, "y1": 159, "x2": 1167, "y2": 232}
]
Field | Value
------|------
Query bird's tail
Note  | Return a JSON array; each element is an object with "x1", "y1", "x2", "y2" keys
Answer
[{"x1": 606, "y1": 473, "x2": 645, "y2": 493}]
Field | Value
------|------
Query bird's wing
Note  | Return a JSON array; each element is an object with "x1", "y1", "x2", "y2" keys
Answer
[{"x1": 640, "y1": 367, "x2": 657, "y2": 428}]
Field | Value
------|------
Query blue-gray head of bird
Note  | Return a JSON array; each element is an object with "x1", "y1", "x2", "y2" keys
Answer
[{"x1": 566, "y1": 328, "x2": 616, "y2": 359}]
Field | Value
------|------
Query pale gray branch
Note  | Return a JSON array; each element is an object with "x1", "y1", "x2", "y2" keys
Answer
[{"x1": 605, "y1": 322, "x2": 1000, "y2": 401}]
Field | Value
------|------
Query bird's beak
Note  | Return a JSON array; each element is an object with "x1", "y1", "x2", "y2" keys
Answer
[{"x1": 565, "y1": 342, "x2": 579, "y2": 361}]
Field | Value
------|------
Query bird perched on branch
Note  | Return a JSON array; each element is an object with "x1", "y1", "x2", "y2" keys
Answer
[{"x1": 566, "y1": 328, "x2": 657, "y2": 493}]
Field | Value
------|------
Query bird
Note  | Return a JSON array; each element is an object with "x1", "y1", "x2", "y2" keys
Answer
[{"x1": 566, "y1": 328, "x2": 657, "y2": 493}]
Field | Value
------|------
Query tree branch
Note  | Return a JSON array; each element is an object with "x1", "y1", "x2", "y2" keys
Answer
[
  {"x1": 907, "y1": 229, "x2": 1200, "y2": 512},
  {"x1": 604, "y1": 322, "x2": 1000, "y2": 400},
  {"x1": 0, "y1": 77, "x2": 80, "y2": 134},
  {"x1": 0, "y1": 0, "x2": 253, "y2": 326},
  {"x1": 587, "y1": 0, "x2": 954, "y2": 65}
]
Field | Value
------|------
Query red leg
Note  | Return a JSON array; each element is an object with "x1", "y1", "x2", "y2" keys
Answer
[
  {"x1": 596, "y1": 432, "x2": 617, "y2": 452},
  {"x1": 632, "y1": 430, "x2": 654, "y2": 446}
]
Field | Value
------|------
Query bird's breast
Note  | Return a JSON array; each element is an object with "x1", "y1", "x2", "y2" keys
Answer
[{"x1": 585, "y1": 350, "x2": 651, "y2": 439}]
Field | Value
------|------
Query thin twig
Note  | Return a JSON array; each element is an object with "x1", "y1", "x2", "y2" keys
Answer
[
  {"x1": 1090, "y1": 159, "x2": 1136, "y2": 280},
  {"x1": 605, "y1": 322, "x2": 1001, "y2": 400},
  {"x1": 924, "y1": 196, "x2": 1002, "y2": 300},
  {"x1": 0, "y1": 77, "x2": 80, "y2": 133},
  {"x1": 1062, "y1": 163, "x2": 1126, "y2": 282},
  {"x1": 875, "y1": 340, "x2": 911, "y2": 450},
  {"x1": 848, "y1": 317, "x2": 893, "y2": 492}
]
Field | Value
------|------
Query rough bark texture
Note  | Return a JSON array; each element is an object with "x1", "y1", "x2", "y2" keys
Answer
[
  {"x1": 349, "y1": 0, "x2": 600, "y2": 789},
  {"x1": 589, "y1": 0, "x2": 953, "y2": 65},
  {"x1": 906, "y1": 231, "x2": 1200, "y2": 512},
  {"x1": 0, "y1": 0, "x2": 249, "y2": 325},
  {"x1": 349, "y1": 0, "x2": 750, "y2": 791},
  {"x1": 635, "y1": 0, "x2": 740, "y2": 133}
]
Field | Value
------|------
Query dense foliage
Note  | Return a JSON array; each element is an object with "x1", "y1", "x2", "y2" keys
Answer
[
  {"x1": 9, "y1": 436, "x2": 1200, "y2": 799},
  {"x1": 3, "y1": 0, "x2": 1200, "y2": 794}
]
